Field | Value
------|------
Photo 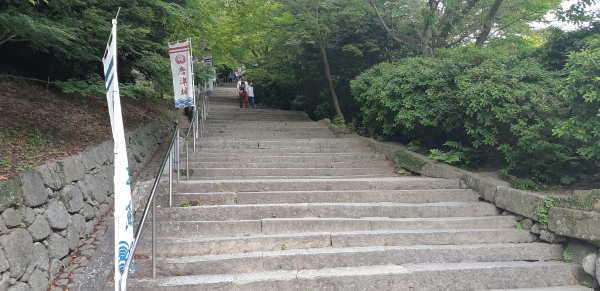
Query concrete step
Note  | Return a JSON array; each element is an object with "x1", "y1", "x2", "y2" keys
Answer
[
  {"x1": 156, "y1": 189, "x2": 479, "y2": 206},
  {"x1": 208, "y1": 111, "x2": 307, "y2": 117},
  {"x1": 330, "y1": 228, "x2": 536, "y2": 248},
  {"x1": 205, "y1": 127, "x2": 331, "y2": 133},
  {"x1": 178, "y1": 167, "x2": 396, "y2": 177},
  {"x1": 191, "y1": 147, "x2": 376, "y2": 153},
  {"x1": 134, "y1": 229, "x2": 536, "y2": 258},
  {"x1": 205, "y1": 121, "x2": 324, "y2": 127},
  {"x1": 201, "y1": 133, "x2": 336, "y2": 139},
  {"x1": 139, "y1": 216, "x2": 516, "y2": 239},
  {"x1": 208, "y1": 117, "x2": 309, "y2": 121},
  {"x1": 143, "y1": 201, "x2": 500, "y2": 221},
  {"x1": 480, "y1": 287, "x2": 592, "y2": 291},
  {"x1": 132, "y1": 243, "x2": 562, "y2": 277},
  {"x1": 170, "y1": 174, "x2": 396, "y2": 181},
  {"x1": 122, "y1": 261, "x2": 581, "y2": 290},
  {"x1": 183, "y1": 161, "x2": 392, "y2": 169},
  {"x1": 183, "y1": 153, "x2": 387, "y2": 163},
  {"x1": 235, "y1": 189, "x2": 479, "y2": 204},
  {"x1": 203, "y1": 127, "x2": 330, "y2": 133},
  {"x1": 195, "y1": 139, "x2": 368, "y2": 149},
  {"x1": 170, "y1": 177, "x2": 461, "y2": 192}
]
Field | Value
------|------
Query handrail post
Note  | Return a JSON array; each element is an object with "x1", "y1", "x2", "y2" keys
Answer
[
  {"x1": 193, "y1": 109, "x2": 197, "y2": 153},
  {"x1": 169, "y1": 147, "x2": 172, "y2": 208},
  {"x1": 152, "y1": 190, "x2": 156, "y2": 279},
  {"x1": 117, "y1": 125, "x2": 179, "y2": 291},
  {"x1": 186, "y1": 139, "x2": 189, "y2": 180},
  {"x1": 176, "y1": 128, "x2": 180, "y2": 183}
]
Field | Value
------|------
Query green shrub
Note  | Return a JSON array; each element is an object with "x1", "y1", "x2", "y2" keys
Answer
[
  {"x1": 554, "y1": 36, "x2": 600, "y2": 162},
  {"x1": 351, "y1": 46, "x2": 498, "y2": 140},
  {"x1": 352, "y1": 46, "x2": 588, "y2": 186},
  {"x1": 456, "y1": 55, "x2": 583, "y2": 184}
]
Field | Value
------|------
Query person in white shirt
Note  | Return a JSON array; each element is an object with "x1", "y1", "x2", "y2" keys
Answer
[
  {"x1": 237, "y1": 76, "x2": 249, "y2": 108},
  {"x1": 247, "y1": 80, "x2": 256, "y2": 109}
]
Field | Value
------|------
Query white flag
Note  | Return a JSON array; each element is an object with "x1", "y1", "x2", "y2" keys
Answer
[
  {"x1": 102, "y1": 18, "x2": 134, "y2": 290},
  {"x1": 169, "y1": 39, "x2": 194, "y2": 108}
]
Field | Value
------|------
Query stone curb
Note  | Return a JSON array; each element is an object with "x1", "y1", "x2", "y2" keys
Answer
[
  {"x1": 318, "y1": 118, "x2": 600, "y2": 245},
  {"x1": 319, "y1": 118, "x2": 600, "y2": 286}
]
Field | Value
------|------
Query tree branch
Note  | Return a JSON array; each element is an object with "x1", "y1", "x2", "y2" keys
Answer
[
  {"x1": 368, "y1": 0, "x2": 419, "y2": 53},
  {"x1": 475, "y1": 0, "x2": 503, "y2": 46},
  {"x1": 0, "y1": 34, "x2": 21, "y2": 46},
  {"x1": 436, "y1": 0, "x2": 481, "y2": 47}
]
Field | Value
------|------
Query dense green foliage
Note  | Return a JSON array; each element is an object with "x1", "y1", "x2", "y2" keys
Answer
[
  {"x1": 2, "y1": 0, "x2": 600, "y2": 187},
  {"x1": 554, "y1": 36, "x2": 600, "y2": 161},
  {"x1": 0, "y1": 0, "x2": 211, "y2": 98},
  {"x1": 351, "y1": 25, "x2": 600, "y2": 187},
  {"x1": 368, "y1": 0, "x2": 561, "y2": 56}
]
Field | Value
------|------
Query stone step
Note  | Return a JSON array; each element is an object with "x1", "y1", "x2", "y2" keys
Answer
[
  {"x1": 170, "y1": 174, "x2": 395, "y2": 181},
  {"x1": 236, "y1": 189, "x2": 479, "y2": 204},
  {"x1": 205, "y1": 127, "x2": 330, "y2": 133},
  {"x1": 142, "y1": 201, "x2": 500, "y2": 221},
  {"x1": 480, "y1": 287, "x2": 592, "y2": 291},
  {"x1": 183, "y1": 153, "x2": 387, "y2": 163},
  {"x1": 208, "y1": 111, "x2": 307, "y2": 116},
  {"x1": 170, "y1": 177, "x2": 461, "y2": 192},
  {"x1": 205, "y1": 128, "x2": 331, "y2": 132},
  {"x1": 205, "y1": 121, "x2": 324, "y2": 127},
  {"x1": 139, "y1": 216, "x2": 516, "y2": 239},
  {"x1": 208, "y1": 116, "x2": 309, "y2": 121},
  {"x1": 195, "y1": 139, "x2": 368, "y2": 149},
  {"x1": 178, "y1": 167, "x2": 396, "y2": 177},
  {"x1": 201, "y1": 133, "x2": 335, "y2": 139},
  {"x1": 157, "y1": 189, "x2": 479, "y2": 206},
  {"x1": 132, "y1": 243, "x2": 562, "y2": 277},
  {"x1": 182, "y1": 161, "x2": 392, "y2": 169},
  {"x1": 135, "y1": 229, "x2": 537, "y2": 258},
  {"x1": 209, "y1": 110, "x2": 308, "y2": 116},
  {"x1": 208, "y1": 110, "x2": 307, "y2": 116},
  {"x1": 122, "y1": 261, "x2": 580, "y2": 290},
  {"x1": 190, "y1": 147, "x2": 376, "y2": 153}
]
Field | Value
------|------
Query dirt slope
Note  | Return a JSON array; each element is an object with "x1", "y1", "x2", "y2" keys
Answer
[{"x1": 0, "y1": 80, "x2": 173, "y2": 180}]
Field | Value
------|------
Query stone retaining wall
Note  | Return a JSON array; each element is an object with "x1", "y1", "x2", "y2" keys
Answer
[
  {"x1": 320, "y1": 118, "x2": 600, "y2": 287},
  {"x1": 0, "y1": 115, "x2": 173, "y2": 291}
]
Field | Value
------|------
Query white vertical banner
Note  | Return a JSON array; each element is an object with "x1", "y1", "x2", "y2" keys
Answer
[
  {"x1": 169, "y1": 39, "x2": 194, "y2": 108},
  {"x1": 103, "y1": 18, "x2": 134, "y2": 291}
]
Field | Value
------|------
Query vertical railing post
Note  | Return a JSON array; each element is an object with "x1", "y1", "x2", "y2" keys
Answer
[
  {"x1": 169, "y1": 148, "x2": 172, "y2": 208},
  {"x1": 114, "y1": 216, "x2": 119, "y2": 291},
  {"x1": 151, "y1": 191, "x2": 156, "y2": 279},
  {"x1": 193, "y1": 109, "x2": 197, "y2": 153},
  {"x1": 176, "y1": 128, "x2": 180, "y2": 183},
  {"x1": 186, "y1": 139, "x2": 189, "y2": 181}
]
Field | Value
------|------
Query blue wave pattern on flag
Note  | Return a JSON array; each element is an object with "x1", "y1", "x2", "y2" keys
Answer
[
  {"x1": 118, "y1": 241, "x2": 135, "y2": 274},
  {"x1": 175, "y1": 97, "x2": 194, "y2": 108}
]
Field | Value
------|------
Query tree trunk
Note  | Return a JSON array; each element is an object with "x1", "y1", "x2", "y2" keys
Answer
[
  {"x1": 318, "y1": 42, "x2": 344, "y2": 121},
  {"x1": 475, "y1": 0, "x2": 503, "y2": 46}
]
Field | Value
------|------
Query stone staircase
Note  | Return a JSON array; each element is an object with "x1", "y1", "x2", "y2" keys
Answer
[{"x1": 122, "y1": 86, "x2": 590, "y2": 290}]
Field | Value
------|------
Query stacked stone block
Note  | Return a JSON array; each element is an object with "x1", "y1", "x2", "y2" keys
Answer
[{"x1": 0, "y1": 116, "x2": 172, "y2": 291}]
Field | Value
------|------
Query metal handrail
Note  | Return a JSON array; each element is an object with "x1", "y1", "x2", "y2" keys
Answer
[
  {"x1": 185, "y1": 109, "x2": 197, "y2": 138},
  {"x1": 184, "y1": 108, "x2": 198, "y2": 181},
  {"x1": 118, "y1": 124, "x2": 180, "y2": 290}
]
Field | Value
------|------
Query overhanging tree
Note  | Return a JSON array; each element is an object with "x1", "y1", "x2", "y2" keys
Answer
[
  {"x1": 368, "y1": 0, "x2": 562, "y2": 56},
  {"x1": 283, "y1": 0, "x2": 369, "y2": 121}
]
